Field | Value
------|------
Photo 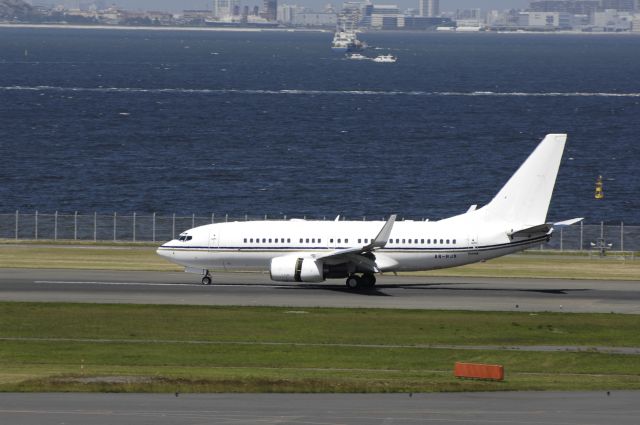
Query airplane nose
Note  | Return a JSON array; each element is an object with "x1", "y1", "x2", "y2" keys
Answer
[{"x1": 156, "y1": 241, "x2": 174, "y2": 258}]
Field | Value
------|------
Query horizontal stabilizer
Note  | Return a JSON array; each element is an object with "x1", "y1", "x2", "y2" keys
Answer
[
  {"x1": 553, "y1": 217, "x2": 584, "y2": 227},
  {"x1": 508, "y1": 224, "x2": 552, "y2": 238}
]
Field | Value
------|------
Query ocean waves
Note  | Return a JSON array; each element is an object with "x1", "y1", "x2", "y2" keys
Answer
[{"x1": 2, "y1": 85, "x2": 640, "y2": 98}]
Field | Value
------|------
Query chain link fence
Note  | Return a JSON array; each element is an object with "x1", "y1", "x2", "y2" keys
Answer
[{"x1": 0, "y1": 211, "x2": 638, "y2": 252}]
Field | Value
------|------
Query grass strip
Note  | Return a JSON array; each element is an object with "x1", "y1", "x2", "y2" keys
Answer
[{"x1": 0, "y1": 302, "x2": 639, "y2": 392}]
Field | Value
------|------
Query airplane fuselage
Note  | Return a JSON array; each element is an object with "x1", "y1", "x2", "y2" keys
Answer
[{"x1": 157, "y1": 218, "x2": 549, "y2": 275}]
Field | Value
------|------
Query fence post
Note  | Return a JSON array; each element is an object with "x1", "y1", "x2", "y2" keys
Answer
[
  {"x1": 580, "y1": 221, "x2": 583, "y2": 251},
  {"x1": 113, "y1": 212, "x2": 117, "y2": 242},
  {"x1": 152, "y1": 212, "x2": 156, "y2": 242},
  {"x1": 133, "y1": 212, "x2": 136, "y2": 242},
  {"x1": 212, "y1": 213, "x2": 215, "y2": 224},
  {"x1": 560, "y1": 227, "x2": 563, "y2": 251},
  {"x1": 225, "y1": 214, "x2": 228, "y2": 223},
  {"x1": 621, "y1": 221, "x2": 624, "y2": 253},
  {"x1": 35, "y1": 210, "x2": 38, "y2": 240},
  {"x1": 54, "y1": 211, "x2": 58, "y2": 241},
  {"x1": 172, "y1": 213, "x2": 175, "y2": 239},
  {"x1": 245, "y1": 214, "x2": 248, "y2": 221},
  {"x1": 93, "y1": 212, "x2": 97, "y2": 242},
  {"x1": 192, "y1": 213, "x2": 195, "y2": 228},
  {"x1": 74, "y1": 211, "x2": 78, "y2": 240},
  {"x1": 15, "y1": 210, "x2": 18, "y2": 240}
]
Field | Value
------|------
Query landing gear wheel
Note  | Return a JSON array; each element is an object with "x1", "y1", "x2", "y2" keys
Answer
[
  {"x1": 201, "y1": 274, "x2": 212, "y2": 285},
  {"x1": 362, "y1": 273, "x2": 376, "y2": 289},
  {"x1": 345, "y1": 274, "x2": 361, "y2": 289}
]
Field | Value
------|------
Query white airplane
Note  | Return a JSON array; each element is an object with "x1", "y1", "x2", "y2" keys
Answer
[{"x1": 157, "y1": 134, "x2": 582, "y2": 289}]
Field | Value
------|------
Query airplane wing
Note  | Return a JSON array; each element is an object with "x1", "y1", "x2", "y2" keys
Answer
[{"x1": 312, "y1": 214, "x2": 397, "y2": 261}]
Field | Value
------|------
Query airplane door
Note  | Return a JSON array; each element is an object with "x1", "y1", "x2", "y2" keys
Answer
[
  {"x1": 468, "y1": 234, "x2": 479, "y2": 255},
  {"x1": 209, "y1": 231, "x2": 219, "y2": 249}
]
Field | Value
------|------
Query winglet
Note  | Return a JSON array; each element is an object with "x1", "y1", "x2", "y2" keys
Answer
[{"x1": 367, "y1": 214, "x2": 396, "y2": 249}]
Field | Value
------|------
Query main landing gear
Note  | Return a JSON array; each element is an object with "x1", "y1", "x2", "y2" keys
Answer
[
  {"x1": 201, "y1": 270, "x2": 212, "y2": 285},
  {"x1": 345, "y1": 273, "x2": 376, "y2": 290}
]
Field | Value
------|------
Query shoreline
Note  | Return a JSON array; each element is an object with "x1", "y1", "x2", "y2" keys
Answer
[
  {"x1": 0, "y1": 22, "x2": 329, "y2": 33},
  {"x1": 2, "y1": 23, "x2": 640, "y2": 36}
]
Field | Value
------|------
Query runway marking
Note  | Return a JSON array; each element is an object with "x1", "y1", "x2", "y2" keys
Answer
[
  {"x1": 2, "y1": 337, "x2": 639, "y2": 355},
  {"x1": 34, "y1": 280, "x2": 288, "y2": 289}
]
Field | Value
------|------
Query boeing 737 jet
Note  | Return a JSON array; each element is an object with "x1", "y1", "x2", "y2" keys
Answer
[{"x1": 157, "y1": 134, "x2": 581, "y2": 289}]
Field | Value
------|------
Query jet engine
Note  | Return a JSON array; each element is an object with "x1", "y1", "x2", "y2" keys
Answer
[{"x1": 269, "y1": 256, "x2": 325, "y2": 282}]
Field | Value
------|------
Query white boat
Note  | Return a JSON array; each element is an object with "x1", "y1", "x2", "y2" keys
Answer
[
  {"x1": 372, "y1": 54, "x2": 396, "y2": 63},
  {"x1": 347, "y1": 53, "x2": 368, "y2": 60}
]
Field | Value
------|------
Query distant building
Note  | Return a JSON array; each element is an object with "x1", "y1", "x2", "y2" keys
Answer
[
  {"x1": 404, "y1": 16, "x2": 452, "y2": 29},
  {"x1": 263, "y1": 0, "x2": 278, "y2": 21},
  {"x1": 361, "y1": 4, "x2": 401, "y2": 28},
  {"x1": 338, "y1": 1, "x2": 368, "y2": 30},
  {"x1": 277, "y1": 4, "x2": 300, "y2": 23},
  {"x1": 518, "y1": 11, "x2": 573, "y2": 28},
  {"x1": 601, "y1": 0, "x2": 637, "y2": 12},
  {"x1": 183, "y1": 10, "x2": 212, "y2": 21},
  {"x1": 214, "y1": 0, "x2": 240, "y2": 19},
  {"x1": 529, "y1": 0, "x2": 637, "y2": 14},
  {"x1": 293, "y1": 12, "x2": 337, "y2": 26},
  {"x1": 593, "y1": 8, "x2": 634, "y2": 29},
  {"x1": 419, "y1": 0, "x2": 439, "y2": 17}
]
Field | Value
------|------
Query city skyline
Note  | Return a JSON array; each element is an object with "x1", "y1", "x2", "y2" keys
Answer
[{"x1": 56, "y1": 0, "x2": 529, "y2": 12}]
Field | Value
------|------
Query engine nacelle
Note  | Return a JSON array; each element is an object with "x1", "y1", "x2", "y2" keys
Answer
[{"x1": 270, "y1": 256, "x2": 325, "y2": 282}]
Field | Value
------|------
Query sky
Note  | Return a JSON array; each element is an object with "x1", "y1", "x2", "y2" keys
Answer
[{"x1": 71, "y1": 1, "x2": 529, "y2": 13}]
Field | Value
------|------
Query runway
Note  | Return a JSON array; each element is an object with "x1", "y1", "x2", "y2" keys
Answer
[
  {"x1": 1, "y1": 268, "x2": 639, "y2": 313},
  {"x1": 1, "y1": 392, "x2": 639, "y2": 425}
]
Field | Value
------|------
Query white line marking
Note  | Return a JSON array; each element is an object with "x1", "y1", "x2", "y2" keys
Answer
[{"x1": 34, "y1": 280, "x2": 288, "y2": 288}]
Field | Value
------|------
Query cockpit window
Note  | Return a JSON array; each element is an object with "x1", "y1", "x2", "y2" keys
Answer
[{"x1": 178, "y1": 235, "x2": 192, "y2": 242}]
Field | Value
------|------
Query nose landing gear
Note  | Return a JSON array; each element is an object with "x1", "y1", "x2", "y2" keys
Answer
[{"x1": 201, "y1": 270, "x2": 212, "y2": 285}]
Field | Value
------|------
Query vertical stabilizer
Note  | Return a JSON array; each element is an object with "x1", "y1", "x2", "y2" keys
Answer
[{"x1": 480, "y1": 134, "x2": 567, "y2": 226}]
